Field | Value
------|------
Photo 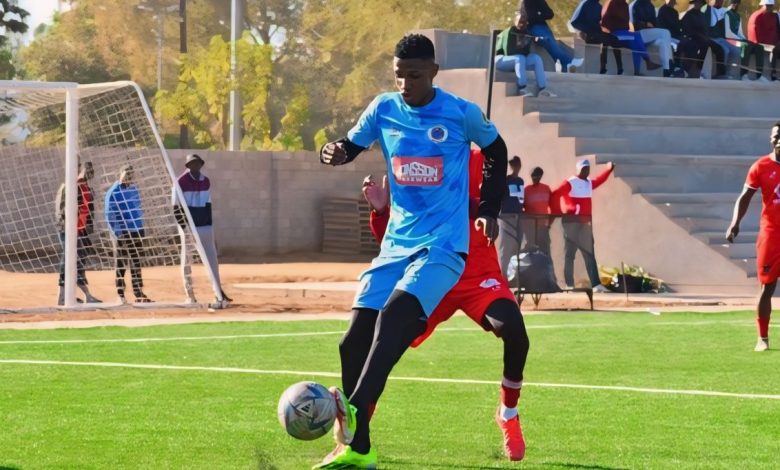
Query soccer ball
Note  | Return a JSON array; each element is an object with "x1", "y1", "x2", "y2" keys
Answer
[{"x1": 277, "y1": 381, "x2": 337, "y2": 440}]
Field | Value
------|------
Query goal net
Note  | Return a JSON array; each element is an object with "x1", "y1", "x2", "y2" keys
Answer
[{"x1": 0, "y1": 81, "x2": 222, "y2": 312}]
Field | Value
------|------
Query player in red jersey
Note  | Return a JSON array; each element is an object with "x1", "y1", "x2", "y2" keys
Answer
[
  {"x1": 727, "y1": 122, "x2": 780, "y2": 352},
  {"x1": 361, "y1": 149, "x2": 530, "y2": 460}
]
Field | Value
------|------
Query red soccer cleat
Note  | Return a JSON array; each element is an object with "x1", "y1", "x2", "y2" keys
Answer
[{"x1": 495, "y1": 407, "x2": 526, "y2": 461}]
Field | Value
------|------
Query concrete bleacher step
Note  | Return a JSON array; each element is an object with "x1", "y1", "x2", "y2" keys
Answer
[
  {"x1": 541, "y1": 113, "x2": 772, "y2": 155},
  {"x1": 694, "y1": 231, "x2": 760, "y2": 244},
  {"x1": 587, "y1": 153, "x2": 756, "y2": 193},
  {"x1": 520, "y1": 97, "x2": 579, "y2": 114},
  {"x1": 497, "y1": 72, "x2": 780, "y2": 118},
  {"x1": 674, "y1": 216, "x2": 759, "y2": 233},
  {"x1": 574, "y1": 137, "x2": 628, "y2": 154},
  {"x1": 591, "y1": 153, "x2": 758, "y2": 166}
]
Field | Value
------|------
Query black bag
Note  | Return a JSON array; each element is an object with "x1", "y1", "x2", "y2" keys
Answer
[{"x1": 509, "y1": 249, "x2": 560, "y2": 293}]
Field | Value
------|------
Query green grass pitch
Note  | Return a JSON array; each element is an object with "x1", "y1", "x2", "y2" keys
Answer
[{"x1": 0, "y1": 311, "x2": 778, "y2": 469}]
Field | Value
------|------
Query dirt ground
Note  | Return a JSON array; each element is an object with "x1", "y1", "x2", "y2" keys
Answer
[
  {"x1": 0, "y1": 258, "x2": 755, "y2": 325},
  {"x1": 0, "y1": 262, "x2": 366, "y2": 323}
]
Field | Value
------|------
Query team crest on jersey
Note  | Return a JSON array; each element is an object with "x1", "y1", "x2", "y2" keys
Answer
[
  {"x1": 479, "y1": 278, "x2": 501, "y2": 289},
  {"x1": 427, "y1": 125, "x2": 448, "y2": 143},
  {"x1": 392, "y1": 156, "x2": 443, "y2": 186}
]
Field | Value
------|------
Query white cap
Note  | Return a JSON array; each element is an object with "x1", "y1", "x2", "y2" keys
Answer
[
  {"x1": 576, "y1": 160, "x2": 590, "y2": 170},
  {"x1": 760, "y1": 0, "x2": 774, "y2": 6}
]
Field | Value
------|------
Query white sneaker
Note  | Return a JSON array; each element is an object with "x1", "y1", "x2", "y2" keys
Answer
[
  {"x1": 185, "y1": 296, "x2": 198, "y2": 305},
  {"x1": 118, "y1": 296, "x2": 128, "y2": 305},
  {"x1": 755, "y1": 338, "x2": 769, "y2": 352},
  {"x1": 518, "y1": 88, "x2": 534, "y2": 97},
  {"x1": 592, "y1": 285, "x2": 609, "y2": 293},
  {"x1": 537, "y1": 89, "x2": 557, "y2": 97},
  {"x1": 567, "y1": 58, "x2": 584, "y2": 73}
]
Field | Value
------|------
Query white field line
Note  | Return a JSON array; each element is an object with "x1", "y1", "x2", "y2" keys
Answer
[
  {"x1": 0, "y1": 319, "x2": 762, "y2": 345},
  {"x1": 0, "y1": 359, "x2": 778, "y2": 401}
]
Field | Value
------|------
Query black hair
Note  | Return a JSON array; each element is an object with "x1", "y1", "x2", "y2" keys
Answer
[
  {"x1": 774, "y1": 121, "x2": 780, "y2": 128},
  {"x1": 394, "y1": 34, "x2": 435, "y2": 61},
  {"x1": 531, "y1": 166, "x2": 544, "y2": 176}
]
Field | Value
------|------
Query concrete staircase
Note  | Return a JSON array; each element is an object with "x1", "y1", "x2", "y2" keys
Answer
[{"x1": 436, "y1": 68, "x2": 779, "y2": 293}]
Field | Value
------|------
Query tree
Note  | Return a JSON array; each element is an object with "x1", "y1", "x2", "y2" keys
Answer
[
  {"x1": 269, "y1": 84, "x2": 309, "y2": 150},
  {"x1": 18, "y1": 5, "x2": 127, "y2": 83},
  {"x1": 155, "y1": 34, "x2": 275, "y2": 149},
  {"x1": 0, "y1": 0, "x2": 29, "y2": 46}
]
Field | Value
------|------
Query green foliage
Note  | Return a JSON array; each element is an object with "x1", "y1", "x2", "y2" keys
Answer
[
  {"x1": 313, "y1": 128, "x2": 329, "y2": 151},
  {"x1": 155, "y1": 33, "x2": 275, "y2": 150},
  {"x1": 267, "y1": 84, "x2": 310, "y2": 150},
  {"x1": 18, "y1": 2, "x2": 127, "y2": 83},
  {"x1": 0, "y1": 0, "x2": 29, "y2": 47}
]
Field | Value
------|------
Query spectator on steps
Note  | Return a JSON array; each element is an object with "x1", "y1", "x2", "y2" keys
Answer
[
  {"x1": 551, "y1": 160, "x2": 615, "y2": 293},
  {"x1": 748, "y1": 0, "x2": 780, "y2": 81},
  {"x1": 518, "y1": 0, "x2": 584, "y2": 72},
  {"x1": 658, "y1": 0, "x2": 688, "y2": 74},
  {"x1": 601, "y1": 0, "x2": 662, "y2": 75},
  {"x1": 570, "y1": 0, "x2": 625, "y2": 74},
  {"x1": 680, "y1": 0, "x2": 728, "y2": 78},
  {"x1": 704, "y1": 0, "x2": 742, "y2": 78},
  {"x1": 630, "y1": 0, "x2": 676, "y2": 76},
  {"x1": 726, "y1": 0, "x2": 769, "y2": 81},
  {"x1": 496, "y1": 11, "x2": 557, "y2": 97}
]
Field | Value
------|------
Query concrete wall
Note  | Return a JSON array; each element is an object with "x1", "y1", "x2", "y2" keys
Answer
[{"x1": 167, "y1": 150, "x2": 386, "y2": 256}]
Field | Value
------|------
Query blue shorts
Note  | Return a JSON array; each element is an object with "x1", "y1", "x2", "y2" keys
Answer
[{"x1": 352, "y1": 247, "x2": 466, "y2": 317}]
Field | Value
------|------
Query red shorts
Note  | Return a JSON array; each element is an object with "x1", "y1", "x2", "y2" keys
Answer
[
  {"x1": 411, "y1": 272, "x2": 516, "y2": 348},
  {"x1": 757, "y1": 231, "x2": 780, "y2": 284}
]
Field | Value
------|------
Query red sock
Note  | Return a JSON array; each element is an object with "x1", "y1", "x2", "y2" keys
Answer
[
  {"x1": 500, "y1": 379, "x2": 521, "y2": 408},
  {"x1": 758, "y1": 316, "x2": 770, "y2": 339}
]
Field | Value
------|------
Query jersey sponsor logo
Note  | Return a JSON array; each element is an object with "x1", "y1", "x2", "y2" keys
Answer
[
  {"x1": 392, "y1": 156, "x2": 443, "y2": 186},
  {"x1": 479, "y1": 278, "x2": 501, "y2": 289},
  {"x1": 764, "y1": 264, "x2": 772, "y2": 274},
  {"x1": 427, "y1": 125, "x2": 448, "y2": 143},
  {"x1": 388, "y1": 128, "x2": 402, "y2": 137}
]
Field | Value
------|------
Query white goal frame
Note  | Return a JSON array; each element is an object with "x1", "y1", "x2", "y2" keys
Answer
[{"x1": 0, "y1": 80, "x2": 223, "y2": 309}]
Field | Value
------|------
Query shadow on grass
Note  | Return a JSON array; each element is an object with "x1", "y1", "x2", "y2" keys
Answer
[
  {"x1": 383, "y1": 458, "x2": 629, "y2": 470},
  {"x1": 254, "y1": 449, "x2": 279, "y2": 470},
  {"x1": 0, "y1": 466, "x2": 21, "y2": 470},
  {"x1": 541, "y1": 463, "x2": 630, "y2": 470}
]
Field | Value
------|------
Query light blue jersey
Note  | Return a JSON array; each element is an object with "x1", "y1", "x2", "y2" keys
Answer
[{"x1": 348, "y1": 87, "x2": 498, "y2": 256}]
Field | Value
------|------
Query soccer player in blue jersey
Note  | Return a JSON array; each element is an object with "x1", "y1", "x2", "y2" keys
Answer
[{"x1": 314, "y1": 34, "x2": 508, "y2": 468}]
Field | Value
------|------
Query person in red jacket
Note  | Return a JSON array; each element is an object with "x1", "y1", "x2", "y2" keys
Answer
[
  {"x1": 523, "y1": 166, "x2": 553, "y2": 255},
  {"x1": 551, "y1": 159, "x2": 615, "y2": 292},
  {"x1": 359, "y1": 149, "x2": 530, "y2": 461},
  {"x1": 748, "y1": 0, "x2": 780, "y2": 80},
  {"x1": 55, "y1": 161, "x2": 101, "y2": 305}
]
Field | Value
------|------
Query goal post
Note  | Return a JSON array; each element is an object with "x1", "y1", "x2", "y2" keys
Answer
[{"x1": 0, "y1": 80, "x2": 223, "y2": 312}]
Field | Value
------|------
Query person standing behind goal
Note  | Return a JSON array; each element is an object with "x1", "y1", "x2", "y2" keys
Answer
[
  {"x1": 173, "y1": 154, "x2": 231, "y2": 305},
  {"x1": 105, "y1": 164, "x2": 150, "y2": 304},
  {"x1": 54, "y1": 161, "x2": 101, "y2": 305}
]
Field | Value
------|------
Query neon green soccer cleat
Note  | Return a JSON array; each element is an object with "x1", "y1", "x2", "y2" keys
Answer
[
  {"x1": 329, "y1": 386, "x2": 357, "y2": 445},
  {"x1": 311, "y1": 445, "x2": 377, "y2": 469}
]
